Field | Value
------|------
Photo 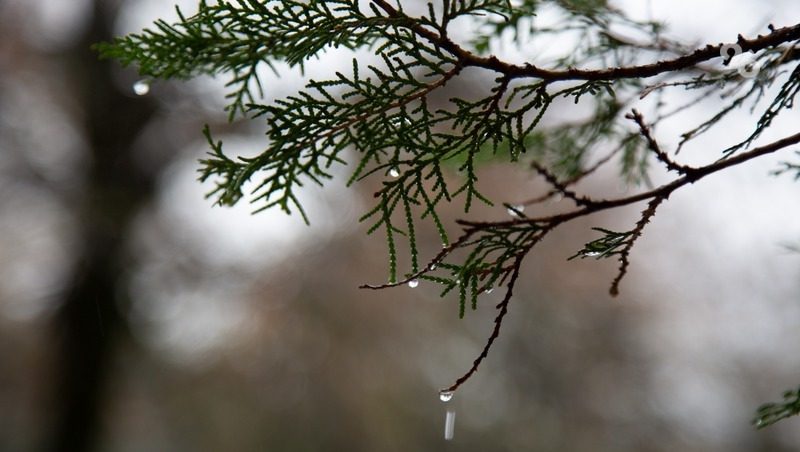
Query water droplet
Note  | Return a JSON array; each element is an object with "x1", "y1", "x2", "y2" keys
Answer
[
  {"x1": 428, "y1": 263, "x2": 437, "y2": 271},
  {"x1": 408, "y1": 279, "x2": 419, "y2": 288},
  {"x1": 506, "y1": 204, "x2": 525, "y2": 217},
  {"x1": 390, "y1": 116, "x2": 410, "y2": 126},
  {"x1": 485, "y1": 286, "x2": 494, "y2": 294},
  {"x1": 585, "y1": 251, "x2": 602, "y2": 257},
  {"x1": 132, "y1": 79, "x2": 150, "y2": 96},
  {"x1": 388, "y1": 167, "x2": 400, "y2": 178},
  {"x1": 439, "y1": 390, "x2": 454, "y2": 402},
  {"x1": 444, "y1": 410, "x2": 456, "y2": 441}
]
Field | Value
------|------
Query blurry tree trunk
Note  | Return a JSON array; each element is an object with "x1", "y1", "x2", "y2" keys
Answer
[{"x1": 43, "y1": 1, "x2": 158, "y2": 450}]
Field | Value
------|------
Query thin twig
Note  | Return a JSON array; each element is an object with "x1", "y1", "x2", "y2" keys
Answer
[
  {"x1": 460, "y1": 131, "x2": 800, "y2": 229},
  {"x1": 360, "y1": 228, "x2": 476, "y2": 289},
  {"x1": 626, "y1": 109, "x2": 695, "y2": 174},
  {"x1": 530, "y1": 161, "x2": 594, "y2": 206},
  {"x1": 441, "y1": 253, "x2": 524, "y2": 393},
  {"x1": 609, "y1": 196, "x2": 665, "y2": 296},
  {"x1": 521, "y1": 145, "x2": 623, "y2": 206}
]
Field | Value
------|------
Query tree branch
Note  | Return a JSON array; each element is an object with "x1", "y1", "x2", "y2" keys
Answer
[
  {"x1": 626, "y1": 109, "x2": 694, "y2": 174},
  {"x1": 371, "y1": 0, "x2": 800, "y2": 82},
  {"x1": 460, "y1": 130, "x2": 800, "y2": 228},
  {"x1": 609, "y1": 196, "x2": 665, "y2": 296}
]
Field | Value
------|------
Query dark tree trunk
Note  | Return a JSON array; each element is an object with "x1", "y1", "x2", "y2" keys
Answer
[{"x1": 43, "y1": 1, "x2": 158, "y2": 450}]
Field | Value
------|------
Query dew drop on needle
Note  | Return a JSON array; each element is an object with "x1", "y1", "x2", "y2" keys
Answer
[{"x1": 506, "y1": 204, "x2": 524, "y2": 217}]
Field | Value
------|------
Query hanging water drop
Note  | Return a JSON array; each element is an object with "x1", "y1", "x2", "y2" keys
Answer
[
  {"x1": 388, "y1": 167, "x2": 400, "y2": 178},
  {"x1": 444, "y1": 410, "x2": 456, "y2": 441},
  {"x1": 485, "y1": 286, "x2": 494, "y2": 294},
  {"x1": 408, "y1": 279, "x2": 419, "y2": 288},
  {"x1": 585, "y1": 251, "x2": 602, "y2": 257},
  {"x1": 132, "y1": 79, "x2": 150, "y2": 96},
  {"x1": 439, "y1": 390, "x2": 453, "y2": 402},
  {"x1": 428, "y1": 263, "x2": 437, "y2": 271}
]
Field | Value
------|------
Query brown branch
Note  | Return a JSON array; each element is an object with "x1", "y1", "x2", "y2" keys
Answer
[
  {"x1": 363, "y1": 130, "x2": 800, "y2": 393},
  {"x1": 441, "y1": 253, "x2": 524, "y2": 394},
  {"x1": 521, "y1": 145, "x2": 622, "y2": 206},
  {"x1": 460, "y1": 130, "x2": 800, "y2": 229},
  {"x1": 371, "y1": 0, "x2": 800, "y2": 83},
  {"x1": 443, "y1": 132, "x2": 800, "y2": 391},
  {"x1": 609, "y1": 196, "x2": 665, "y2": 296},
  {"x1": 441, "y1": 220, "x2": 556, "y2": 393},
  {"x1": 358, "y1": 1, "x2": 800, "y2": 396},
  {"x1": 626, "y1": 109, "x2": 694, "y2": 174},
  {"x1": 530, "y1": 161, "x2": 594, "y2": 206}
]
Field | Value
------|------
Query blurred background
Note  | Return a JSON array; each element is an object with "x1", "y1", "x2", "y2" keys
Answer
[{"x1": 1, "y1": 0, "x2": 800, "y2": 450}]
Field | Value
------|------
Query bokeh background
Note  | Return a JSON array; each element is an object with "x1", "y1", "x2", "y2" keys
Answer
[{"x1": 1, "y1": 0, "x2": 800, "y2": 450}]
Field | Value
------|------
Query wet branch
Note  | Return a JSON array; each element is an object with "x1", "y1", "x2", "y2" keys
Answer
[
  {"x1": 626, "y1": 109, "x2": 694, "y2": 175},
  {"x1": 376, "y1": 129, "x2": 800, "y2": 392},
  {"x1": 371, "y1": 0, "x2": 800, "y2": 83},
  {"x1": 609, "y1": 196, "x2": 665, "y2": 296}
]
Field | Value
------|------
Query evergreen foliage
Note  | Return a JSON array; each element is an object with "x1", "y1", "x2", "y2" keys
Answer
[
  {"x1": 98, "y1": 0, "x2": 800, "y2": 426},
  {"x1": 755, "y1": 386, "x2": 800, "y2": 429}
]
